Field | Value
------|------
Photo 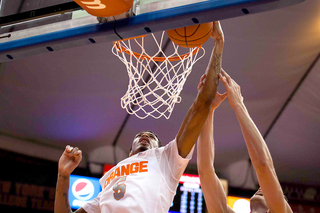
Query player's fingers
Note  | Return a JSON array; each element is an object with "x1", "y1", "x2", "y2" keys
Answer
[
  {"x1": 221, "y1": 69, "x2": 232, "y2": 85},
  {"x1": 221, "y1": 68, "x2": 227, "y2": 75},
  {"x1": 219, "y1": 69, "x2": 226, "y2": 80},
  {"x1": 221, "y1": 92, "x2": 227, "y2": 100},
  {"x1": 74, "y1": 151, "x2": 82, "y2": 163},
  {"x1": 76, "y1": 150, "x2": 82, "y2": 156},
  {"x1": 217, "y1": 91, "x2": 227, "y2": 99},
  {"x1": 200, "y1": 74, "x2": 206, "y2": 81},
  {"x1": 71, "y1": 147, "x2": 80, "y2": 156},
  {"x1": 212, "y1": 21, "x2": 221, "y2": 30},
  {"x1": 74, "y1": 148, "x2": 82, "y2": 156},
  {"x1": 219, "y1": 73, "x2": 229, "y2": 88},
  {"x1": 231, "y1": 79, "x2": 240, "y2": 90},
  {"x1": 65, "y1": 145, "x2": 73, "y2": 153},
  {"x1": 197, "y1": 75, "x2": 206, "y2": 91}
]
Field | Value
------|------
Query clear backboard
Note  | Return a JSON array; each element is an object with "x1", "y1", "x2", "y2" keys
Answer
[{"x1": 0, "y1": 0, "x2": 304, "y2": 62}]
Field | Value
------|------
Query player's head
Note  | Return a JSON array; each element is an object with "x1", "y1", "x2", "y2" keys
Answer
[
  {"x1": 250, "y1": 188, "x2": 288, "y2": 212},
  {"x1": 129, "y1": 130, "x2": 162, "y2": 156},
  {"x1": 250, "y1": 188, "x2": 268, "y2": 212}
]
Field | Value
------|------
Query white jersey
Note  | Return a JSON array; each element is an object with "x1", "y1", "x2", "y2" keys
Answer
[{"x1": 82, "y1": 139, "x2": 193, "y2": 213}]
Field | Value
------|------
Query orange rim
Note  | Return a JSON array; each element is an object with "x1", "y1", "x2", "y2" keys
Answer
[{"x1": 113, "y1": 38, "x2": 202, "y2": 62}]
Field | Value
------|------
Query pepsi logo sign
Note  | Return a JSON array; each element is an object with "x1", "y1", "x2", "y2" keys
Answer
[{"x1": 72, "y1": 178, "x2": 95, "y2": 201}]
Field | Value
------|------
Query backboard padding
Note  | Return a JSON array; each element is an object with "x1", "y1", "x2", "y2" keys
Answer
[{"x1": 0, "y1": 0, "x2": 304, "y2": 62}]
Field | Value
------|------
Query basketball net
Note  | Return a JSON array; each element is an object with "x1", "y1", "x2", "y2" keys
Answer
[{"x1": 112, "y1": 32, "x2": 205, "y2": 119}]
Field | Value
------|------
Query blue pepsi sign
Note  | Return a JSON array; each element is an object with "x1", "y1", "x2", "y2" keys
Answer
[{"x1": 69, "y1": 175, "x2": 101, "y2": 209}]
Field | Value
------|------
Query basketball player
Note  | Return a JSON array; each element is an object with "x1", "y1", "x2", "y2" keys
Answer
[
  {"x1": 197, "y1": 69, "x2": 292, "y2": 213},
  {"x1": 54, "y1": 21, "x2": 225, "y2": 213}
]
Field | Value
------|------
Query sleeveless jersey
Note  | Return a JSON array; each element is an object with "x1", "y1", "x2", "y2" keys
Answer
[{"x1": 82, "y1": 139, "x2": 193, "y2": 213}]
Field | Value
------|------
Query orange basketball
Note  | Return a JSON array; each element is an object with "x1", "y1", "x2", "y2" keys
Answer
[
  {"x1": 74, "y1": 0, "x2": 134, "y2": 17},
  {"x1": 166, "y1": 23, "x2": 213, "y2": 48}
]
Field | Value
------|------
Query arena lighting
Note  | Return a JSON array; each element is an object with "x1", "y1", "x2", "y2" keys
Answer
[{"x1": 227, "y1": 196, "x2": 251, "y2": 213}]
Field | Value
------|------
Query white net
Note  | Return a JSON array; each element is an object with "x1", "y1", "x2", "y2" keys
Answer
[{"x1": 112, "y1": 31, "x2": 205, "y2": 119}]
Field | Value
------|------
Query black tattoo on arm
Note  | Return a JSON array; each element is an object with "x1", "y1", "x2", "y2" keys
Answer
[
  {"x1": 212, "y1": 53, "x2": 222, "y2": 85},
  {"x1": 63, "y1": 193, "x2": 71, "y2": 210},
  {"x1": 59, "y1": 174, "x2": 68, "y2": 180},
  {"x1": 56, "y1": 174, "x2": 72, "y2": 213},
  {"x1": 213, "y1": 53, "x2": 222, "y2": 71}
]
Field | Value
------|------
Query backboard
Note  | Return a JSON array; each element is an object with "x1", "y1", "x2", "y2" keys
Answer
[{"x1": 0, "y1": 0, "x2": 304, "y2": 62}]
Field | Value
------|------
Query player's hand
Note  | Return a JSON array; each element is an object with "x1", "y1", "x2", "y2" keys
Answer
[
  {"x1": 58, "y1": 145, "x2": 82, "y2": 177},
  {"x1": 198, "y1": 74, "x2": 227, "y2": 110},
  {"x1": 211, "y1": 21, "x2": 224, "y2": 41},
  {"x1": 219, "y1": 69, "x2": 244, "y2": 109}
]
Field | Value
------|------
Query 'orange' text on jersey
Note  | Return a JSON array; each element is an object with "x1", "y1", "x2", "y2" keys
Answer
[{"x1": 103, "y1": 161, "x2": 148, "y2": 188}]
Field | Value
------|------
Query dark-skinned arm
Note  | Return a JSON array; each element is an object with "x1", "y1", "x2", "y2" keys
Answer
[
  {"x1": 176, "y1": 21, "x2": 224, "y2": 158},
  {"x1": 54, "y1": 146, "x2": 87, "y2": 213},
  {"x1": 196, "y1": 74, "x2": 233, "y2": 213}
]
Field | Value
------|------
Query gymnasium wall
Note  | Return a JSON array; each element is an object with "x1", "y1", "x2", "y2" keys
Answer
[{"x1": 0, "y1": 148, "x2": 88, "y2": 212}]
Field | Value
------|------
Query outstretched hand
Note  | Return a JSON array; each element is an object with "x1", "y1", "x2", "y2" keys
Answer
[
  {"x1": 58, "y1": 145, "x2": 82, "y2": 177},
  {"x1": 211, "y1": 21, "x2": 224, "y2": 41},
  {"x1": 219, "y1": 69, "x2": 244, "y2": 110},
  {"x1": 198, "y1": 74, "x2": 227, "y2": 111}
]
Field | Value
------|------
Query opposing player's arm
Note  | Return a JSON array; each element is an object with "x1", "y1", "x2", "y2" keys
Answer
[
  {"x1": 176, "y1": 21, "x2": 224, "y2": 158},
  {"x1": 197, "y1": 75, "x2": 232, "y2": 213},
  {"x1": 197, "y1": 108, "x2": 234, "y2": 213},
  {"x1": 54, "y1": 146, "x2": 87, "y2": 213},
  {"x1": 219, "y1": 70, "x2": 292, "y2": 213}
]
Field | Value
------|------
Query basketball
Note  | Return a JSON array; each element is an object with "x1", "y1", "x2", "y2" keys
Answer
[{"x1": 166, "y1": 23, "x2": 213, "y2": 48}]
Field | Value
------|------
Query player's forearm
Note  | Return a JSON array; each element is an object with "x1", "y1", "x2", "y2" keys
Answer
[
  {"x1": 233, "y1": 103, "x2": 274, "y2": 171},
  {"x1": 177, "y1": 101, "x2": 211, "y2": 158},
  {"x1": 176, "y1": 38, "x2": 224, "y2": 158},
  {"x1": 197, "y1": 108, "x2": 215, "y2": 170},
  {"x1": 197, "y1": 110, "x2": 232, "y2": 213},
  {"x1": 54, "y1": 174, "x2": 73, "y2": 213},
  {"x1": 203, "y1": 21, "x2": 224, "y2": 98},
  {"x1": 198, "y1": 40, "x2": 224, "y2": 104},
  {"x1": 234, "y1": 104, "x2": 293, "y2": 213}
]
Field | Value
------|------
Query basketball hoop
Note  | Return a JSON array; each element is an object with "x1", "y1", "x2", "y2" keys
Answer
[{"x1": 112, "y1": 32, "x2": 205, "y2": 119}]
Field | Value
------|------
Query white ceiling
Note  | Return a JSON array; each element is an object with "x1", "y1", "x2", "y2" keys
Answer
[{"x1": 0, "y1": 0, "x2": 319, "y2": 188}]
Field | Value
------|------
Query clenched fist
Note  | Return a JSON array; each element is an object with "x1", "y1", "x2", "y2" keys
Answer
[{"x1": 58, "y1": 145, "x2": 82, "y2": 177}]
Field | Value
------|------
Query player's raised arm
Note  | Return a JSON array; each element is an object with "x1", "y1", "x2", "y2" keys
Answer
[
  {"x1": 219, "y1": 69, "x2": 292, "y2": 213},
  {"x1": 176, "y1": 21, "x2": 224, "y2": 158},
  {"x1": 54, "y1": 146, "x2": 87, "y2": 213},
  {"x1": 196, "y1": 75, "x2": 234, "y2": 213}
]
